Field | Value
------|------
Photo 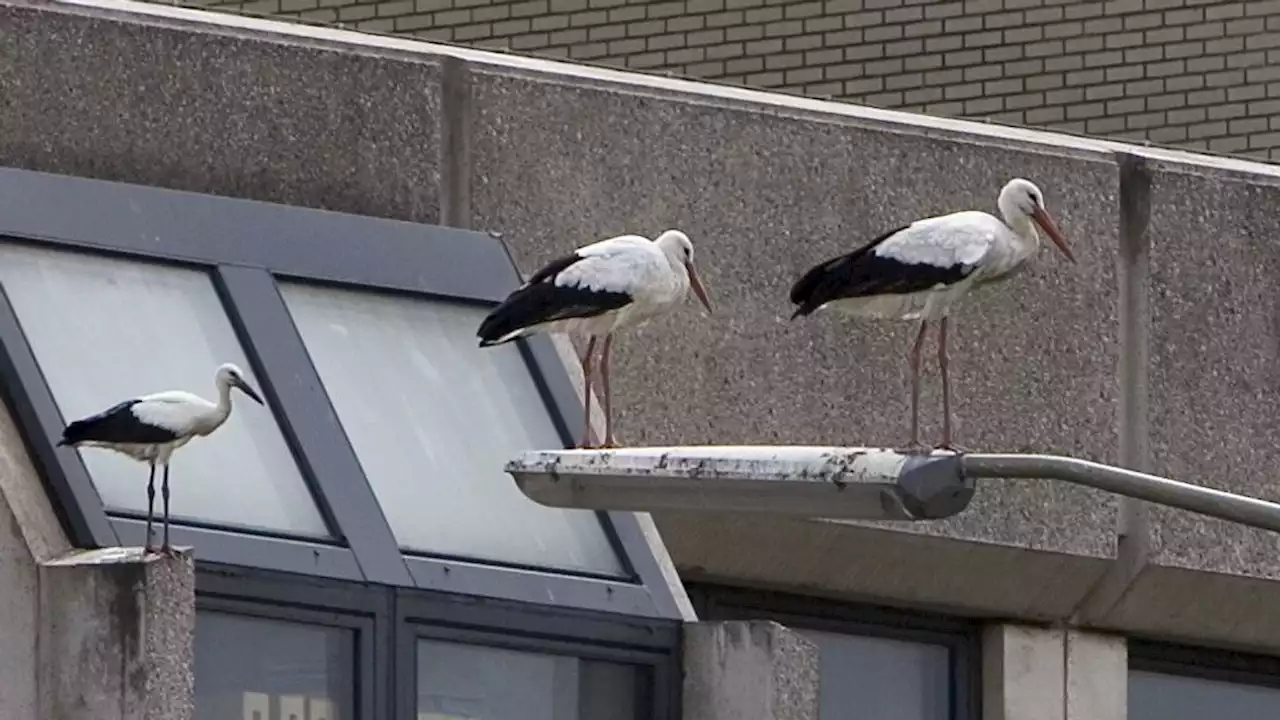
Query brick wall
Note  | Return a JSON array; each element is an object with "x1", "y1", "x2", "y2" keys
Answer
[{"x1": 187, "y1": 0, "x2": 1280, "y2": 161}]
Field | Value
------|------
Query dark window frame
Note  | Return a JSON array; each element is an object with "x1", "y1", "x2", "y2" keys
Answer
[
  {"x1": 398, "y1": 589, "x2": 681, "y2": 720},
  {"x1": 197, "y1": 565, "x2": 681, "y2": 720},
  {"x1": 1129, "y1": 638, "x2": 1280, "y2": 692},
  {"x1": 689, "y1": 583, "x2": 981, "y2": 720},
  {"x1": 197, "y1": 569, "x2": 385, "y2": 720},
  {"x1": 0, "y1": 166, "x2": 683, "y2": 619}
]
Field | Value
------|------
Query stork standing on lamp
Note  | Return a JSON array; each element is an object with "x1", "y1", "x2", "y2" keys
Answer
[
  {"x1": 58, "y1": 363, "x2": 266, "y2": 554},
  {"x1": 477, "y1": 229, "x2": 714, "y2": 449},
  {"x1": 788, "y1": 178, "x2": 1076, "y2": 453}
]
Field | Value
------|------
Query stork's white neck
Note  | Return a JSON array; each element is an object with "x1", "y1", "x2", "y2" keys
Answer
[
  {"x1": 197, "y1": 379, "x2": 236, "y2": 436},
  {"x1": 982, "y1": 214, "x2": 1040, "y2": 282}
]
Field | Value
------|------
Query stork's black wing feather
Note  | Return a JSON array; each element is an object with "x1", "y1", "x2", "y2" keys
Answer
[
  {"x1": 477, "y1": 251, "x2": 633, "y2": 347},
  {"x1": 789, "y1": 224, "x2": 973, "y2": 318},
  {"x1": 59, "y1": 399, "x2": 180, "y2": 446}
]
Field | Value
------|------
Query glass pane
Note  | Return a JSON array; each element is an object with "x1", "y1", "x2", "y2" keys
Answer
[
  {"x1": 0, "y1": 243, "x2": 327, "y2": 537},
  {"x1": 417, "y1": 639, "x2": 641, "y2": 720},
  {"x1": 280, "y1": 283, "x2": 623, "y2": 575},
  {"x1": 195, "y1": 611, "x2": 356, "y2": 720},
  {"x1": 797, "y1": 629, "x2": 950, "y2": 720},
  {"x1": 1130, "y1": 669, "x2": 1280, "y2": 720}
]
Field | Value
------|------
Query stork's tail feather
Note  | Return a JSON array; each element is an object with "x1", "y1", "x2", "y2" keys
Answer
[
  {"x1": 788, "y1": 262, "x2": 839, "y2": 320},
  {"x1": 476, "y1": 300, "x2": 526, "y2": 348},
  {"x1": 58, "y1": 419, "x2": 93, "y2": 446}
]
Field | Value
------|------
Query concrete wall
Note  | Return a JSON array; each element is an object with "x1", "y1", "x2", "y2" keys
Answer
[
  {"x1": 6, "y1": 0, "x2": 1280, "y2": 657},
  {"x1": 185, "y1": 0, "x2": 1280, "y2": 162}
]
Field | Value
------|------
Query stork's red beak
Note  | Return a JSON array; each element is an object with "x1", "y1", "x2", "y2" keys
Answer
[
  {"x1": 1032, "y1": 208, "x2": 1075, "y2": 264},
  {"x1": 686, "y1": 261, "x2": 713, "y2": 313}
]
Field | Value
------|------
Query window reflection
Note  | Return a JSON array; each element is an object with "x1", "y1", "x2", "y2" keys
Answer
[
  {"x1": 195, "y1": 611, "x2": 355, "y2": 720},
  {"x1": 0, "y1": 242, "x2": 327, "y2": 537},
  {"x1": 1130, "y1": 669, "x2": 1280, "y2": 720},
  {"x1": 417, "y1": 639, "x2": 641, "y2": 720},
  {"x1": 280, "y1": 283, "x2": 623, "y2": 575},
  {"x1": 795, "y1": 629, "x2": 951, "y2": 720}
]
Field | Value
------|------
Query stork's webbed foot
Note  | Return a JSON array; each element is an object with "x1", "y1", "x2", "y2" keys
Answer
[
  {"x1": 893, "y1": 440, "x2": 933, "y2": 455},
  {"x1": 935, "y1": 442, "x2": 969, "y2": 454}
]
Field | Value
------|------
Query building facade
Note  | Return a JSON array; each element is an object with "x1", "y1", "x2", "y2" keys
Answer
[
  {"x1": 5, "y1": 0, "x2": 1280, "y2": 719},
  {"x1": 186, "y1": 0, "x2": 1280, "y2": 162}
]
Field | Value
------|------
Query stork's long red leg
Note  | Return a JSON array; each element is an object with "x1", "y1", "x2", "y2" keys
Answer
[
  {"x1": 600, "y1": 334, "x2": 617, "y2": 448},
  {"x1": 938, "y1": 317, "x2": 967, "y2": 452},
  {"x1": 897, "y1": 321, "x2": 931, "y2": 454},
  {"x1": 579, "y1": 337, "x2": 597, "y2": 449}
]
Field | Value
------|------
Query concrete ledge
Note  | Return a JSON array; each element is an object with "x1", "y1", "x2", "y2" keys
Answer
[
  {"x1": 683, "y1": 620, "x2": 820, "y2": 720},
  {"x1": 38, "y1": 547, "x2": 195, "y2": 720},
  {"x1": 657, "y1": 512, "x2": 1111, "y2": 622},
  {"x1": 1096, "y1": 564, "x2": 1280, "y2": 655}
]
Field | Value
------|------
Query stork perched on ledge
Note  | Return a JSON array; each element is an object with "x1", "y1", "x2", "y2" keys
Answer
[
  {"x1": 58, "y1": 363, "x2": 266, "y2": 554},
  {"x1": 477, "y1": 229, "x2": 714, "y2": 449},
  {"x1": 789, "y1": 178, "x2": 1076, "y2": 453}
]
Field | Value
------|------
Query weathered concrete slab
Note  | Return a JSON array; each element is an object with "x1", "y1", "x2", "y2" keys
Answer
[
  {"x1": 1141, "y1": 166, "x2": 1280, "y2": 580},
  {"x1": 658, "y1": 513, "x2": 1110, "y2": 621},
  {"x1": 39, "y1": 547, "x2": 195, "y2": 720},
  {"x1": 0, "y1": 2, "x2": 444, "y2": 222},
  {"x1": 683, "y1": 621, "x2": 820, "y2": 720}
]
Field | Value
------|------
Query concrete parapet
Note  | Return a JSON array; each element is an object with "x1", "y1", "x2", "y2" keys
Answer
[{"x1": 38, "y1": 547, "x2": 195, "y2": 720}]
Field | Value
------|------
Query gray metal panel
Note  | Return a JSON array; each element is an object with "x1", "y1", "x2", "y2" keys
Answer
[
  {"x1": 113, "y1": 518, "x2": 364, "y2": 581},
  {"x1": 215, "y1": 265, "x2": 414, "y2": 587},
  {"x1": 0, "y1": 166, "x2": 515, "y2": 302},
  {"x1": 405, "y1": 556, "x2": 669, "y2": 619}
]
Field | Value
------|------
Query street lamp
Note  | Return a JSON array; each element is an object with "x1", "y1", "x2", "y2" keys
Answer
[{"x1": 506, "y1": 446, "x2": 1280, "y2": 533}]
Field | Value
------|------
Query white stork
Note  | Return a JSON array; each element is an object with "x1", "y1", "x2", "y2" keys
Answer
[
  {"x1": 789, "y1": 178, "x2": 1075, "y2": 453},
  {"x1": 58, "y1": 362, "x2": 266, "y2": 553},
  {"x1": 477, "y1": 229, "x2": 713, "y2": 449}
]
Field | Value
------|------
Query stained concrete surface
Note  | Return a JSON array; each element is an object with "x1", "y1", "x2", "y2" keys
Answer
[
  {"x1": 657, "y1": 513, "x2": 1111, "y2": 621},
  {"x1": 0, "y1": 4, "x2": 443, "y2": 223},
  {"x1": 1144, "y1": 167, "x2": 1280, "y2": 580},
  {"x1": 0, "y1": 392, "x2": 73, "y2": 720},
  {"x1": 683, "y1": 621, "x2": 820, "y2": 720},
  {"x1": 39, "y1": 549, "x2": 195, "y2": 720}
]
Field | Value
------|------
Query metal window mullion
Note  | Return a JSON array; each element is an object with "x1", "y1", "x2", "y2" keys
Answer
[
  {"x1": 0, "y1": 283, "x2": 117, "y2": 546},
  {"x1": 214, "y1": 265, "x2": 413, "y2": 586}
]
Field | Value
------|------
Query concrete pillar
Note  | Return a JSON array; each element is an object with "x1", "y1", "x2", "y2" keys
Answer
[
  {"x1": 1065, "y1": 630, "x2": 1127, "y2": 720},
  {"x1": 38, "y1": 547, "x2": 196, "y2": 720},
  {"x1": 982, "y1": 624, "x2": 1126, "y2": 720},
  {"x1": 683, "y1": 620, "x2": 820, "y2": 720}
]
